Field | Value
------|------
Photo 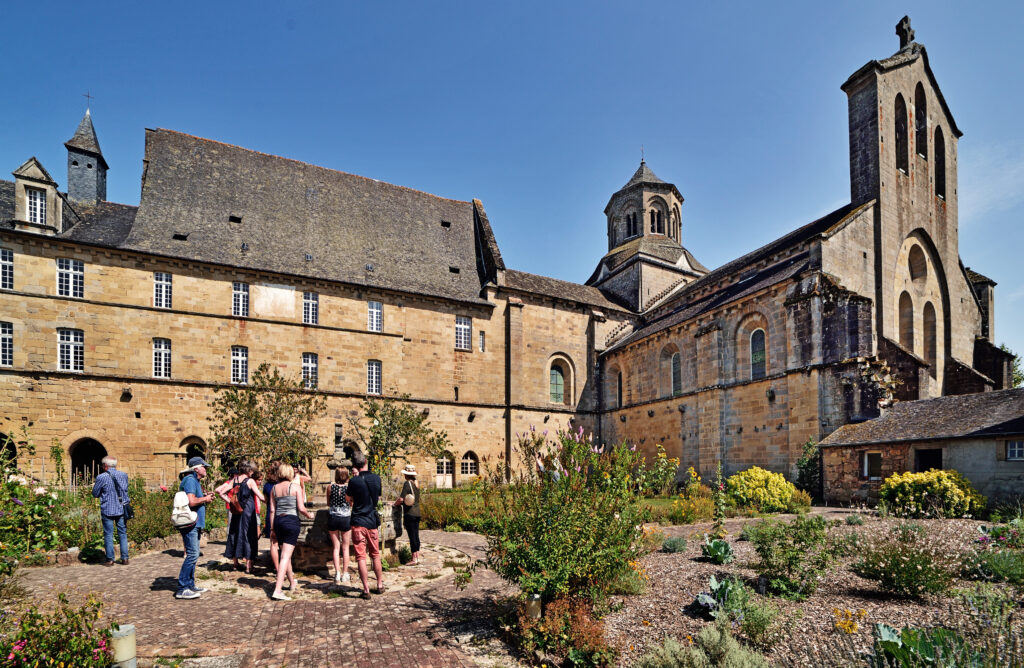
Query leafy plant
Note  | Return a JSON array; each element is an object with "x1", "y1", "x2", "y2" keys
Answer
[
  {"x1": 976, "y1": 519, "x2": 1023, "y2": 549},
  {"x1": 852, "y1": 523, "x2": 960, "y2": 597},
  {"x1": 482, "y1": 428, "x2": 646, "y2": 603},
  {"x1": 751, "y1": 515, "x2": 830, "y2": 599},
  {"x1": 787, "y1": 488, "x2": 812, "y2": 513},
  {"x1": 711, "y1": 462, "x2": 727, "y2": 538},
  {"x1": 397, "y1": 544, "x2": 413, "y2": 565},
  {"x1": 701, "y1": 537, "x2": 734, "y2": 564},
  {"x1": 965, "y1": 548, "x2": 1024, "y2": 584},
  {"x1": 741, "y1": 600, "x2": 783, "y2": 650},
  {"x1": 795, "y1": 438, "x2": 821, "y2": 499},
  {"x1": 845, "y1": 513, "x2": 865, "y2": 526},
  {"x1": 695, "y1": 574, "x2": 748, "y2": 620},
  {"x1": 878, "y1": 469, "x2": 986, "y2": 518},
  {"x1": 637, "y1": 619, "x2": 769, "y2": 668},
  {"x1": 513, "y1": 597, "x2": 616, "y2": 667},
  {"x1": 207, "y1": 362, "x2": 327, "y2": 471},
  {"x1": 726, "y1": 466, "x2": 796, "y2": 513},
  {"x1": 873, "y1": 623, "x2": 979, "y2": 667},
  {"x1": 661, "y1": 536, "x2": 687, "y2": 553},
  {"x1": 443, "y1": 523, "x2": 462, "y2": 533},
  {"x1": 2, "y1": 593, "x2": 114, "y2": 666},
  {"x1": 634, "y1": 444, "x2": 680, "y2": 497}
]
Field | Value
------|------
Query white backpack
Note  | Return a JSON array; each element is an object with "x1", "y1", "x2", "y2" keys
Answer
[{"x1": 171, "y1": 490, "x2": 198, "y2": 529}]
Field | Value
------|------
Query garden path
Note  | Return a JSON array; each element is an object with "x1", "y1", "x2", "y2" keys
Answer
[{"x1": 18, "y1": 530, "x2": 508, "y2": 667}]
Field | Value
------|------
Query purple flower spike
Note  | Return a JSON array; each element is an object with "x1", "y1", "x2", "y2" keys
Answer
[{"x1": 12, "y1": 498, "x2": 23, "y2": 506}]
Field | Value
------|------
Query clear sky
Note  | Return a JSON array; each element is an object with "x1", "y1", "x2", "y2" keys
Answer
[{"x1": 3, "y1": 1, "x2": 1023, "y2": 357}]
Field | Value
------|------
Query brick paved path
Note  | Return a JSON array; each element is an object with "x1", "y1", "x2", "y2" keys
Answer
[{"x1": 18, "y1": 530, "x2": 510, "y2": 667}]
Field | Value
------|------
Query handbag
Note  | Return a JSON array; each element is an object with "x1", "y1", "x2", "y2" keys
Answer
[{"x1": 110, "y1": 472, "x2": 134, "y2": 521}]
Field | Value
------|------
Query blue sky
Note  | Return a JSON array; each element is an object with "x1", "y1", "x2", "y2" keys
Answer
[{"x1": 3, "y1": 1, "x2": 1023, "y2": 357}]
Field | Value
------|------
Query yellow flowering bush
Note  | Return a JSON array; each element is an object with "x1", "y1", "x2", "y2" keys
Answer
[
  {"x1": 878, "y1": 469, "x2": 986, "y2": 518},
  {"x1": 726, "y1": 467, "x2": 795, "y2": 513}
]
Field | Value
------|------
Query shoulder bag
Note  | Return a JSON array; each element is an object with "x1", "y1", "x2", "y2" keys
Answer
[{"x1": 110, "y1": 472, "x2": 134, "y2": 521}]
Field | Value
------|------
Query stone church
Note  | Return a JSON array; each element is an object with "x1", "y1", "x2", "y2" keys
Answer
[{"x1": 0, "y1": 17, "x2": 1012, "y2": 486}]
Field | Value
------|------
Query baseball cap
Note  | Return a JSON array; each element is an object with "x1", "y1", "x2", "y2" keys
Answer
[{"x1": 187, "y1": 456, "x2": 211, "y2": 469}]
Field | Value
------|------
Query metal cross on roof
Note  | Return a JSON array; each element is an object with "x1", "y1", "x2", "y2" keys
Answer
[
  {"x1": 641, "y1": 144, "x2": 645, "y2": 163},
  {"x1": 896, "y1": 16, "x2": 915, "y2": 49},
  {"x1": 83, "y1": 91, "x2": 94, "y2": 110}
]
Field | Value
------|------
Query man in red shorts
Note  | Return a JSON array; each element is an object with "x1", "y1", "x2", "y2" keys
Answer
[{"x1": 346, "y1": 451, "x2": 383, "y2": 599}]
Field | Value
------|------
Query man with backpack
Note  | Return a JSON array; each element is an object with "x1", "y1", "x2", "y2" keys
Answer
[
  {"x1": 346, "y1": 452, "x2": 383, "y2": 599},
  {"x1": 176, "y1": 457, "x2": 215, "y2": 600},
  {"x1": 92, "y1": 456, "x2": 131, "y2": 566}
]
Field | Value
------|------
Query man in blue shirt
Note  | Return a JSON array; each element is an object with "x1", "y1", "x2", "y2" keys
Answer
[
  {"x1": 176, "y1": 456, "x2": 215, "y2": 600},
  {"x1": 92, "y1": 456, "x2": 131, "y2": 566}
]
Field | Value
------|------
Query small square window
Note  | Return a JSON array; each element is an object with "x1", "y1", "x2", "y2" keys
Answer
[
  {"x1": 1008, "y1": 440, "x2": 1024, "y2": 461},
  {"x1": 861, "y1": 451, "x2": 882, "y2": 480}
]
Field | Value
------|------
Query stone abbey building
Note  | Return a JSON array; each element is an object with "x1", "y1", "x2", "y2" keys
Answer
[{"x1": 0, "y1": 18, "x2": 1013, "y2": 487}]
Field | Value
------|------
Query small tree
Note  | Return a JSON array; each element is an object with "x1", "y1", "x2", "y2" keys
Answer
[
  {"x1": 347, "y1": 395, "x2": 451, "y2": 476},
  {"x1": 1000, "y1": 343, "x2": 1023, "y2": 388},
  {"x1": 207, "y1": 363, "x2": 327, "y2": 471},
  {"x1": 795, "y1": 438, "x2": 822, "y2": 500}
]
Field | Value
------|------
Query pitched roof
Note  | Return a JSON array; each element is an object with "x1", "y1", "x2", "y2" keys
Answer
[
  {"x1": 964, "y1": 267, "x2": 996, "y2": 286},
  {"x1": 0, "y1": 181, "x2": 14, "y2": 221},
  {"x1": 63, "y1": 201, "x2": 138, "y2": 246},
  {"x1": 107, "y1": 129, "x2": 493, "y2": 304},
  {"x1": 821, "y1": 388, "x2": 1024, "y2": 446},
  {"x1": 590, "y1": 235, "x2": 708, "y2": 280},
  {"x1": 64, "y1": 110, "x2": 108, "y2": 167},
  {"x1": 621, "y1": 161, "x2": 666, "y2": 189},
  {"x1": 503, "y1": 269, "x2": 630, "y2": 311}
]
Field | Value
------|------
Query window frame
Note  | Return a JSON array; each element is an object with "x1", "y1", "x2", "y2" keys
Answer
[
  {"x1": 460, "y1": 451, "x2": 479, "y2": 477},
  {"x1": 303, "y1": 291, "x2": 319, "y2": 325},
  {"x1": 455, "y1": 316, "x2": 472, "y2": 351},
  {"x1": 671, "y1": 352, "x2": 682, "y2": 396},
  {"x1": 0, "y1": 321, "x2": 12, "y2": 367},
  {"x1": 302, "y1": 352, "x2": 318, "y2": 390},
  {"x1": 152, "y1": 337, "x2": 171, "y2": 379},
  {"x1": 436, "y1": 454, "x2": 453, "y2": 476},
  {"x1": 366, "y1": 359, "x2": 382, "y2": 395},
  {"x1": 550, "y1": 363, "x2": 566, "y2": 404},
  {"x1": 232, "y1": 282, "x2": 249, "y2": 317},
  {"x1": 154, "y1": 272, "x2": 173, "y2": 309},
  {"x1": 0, "y1": 248, "x2": 12, "y2": 291},
  {"x1": 367, "y1": 300, "x2": 383, "y2": 333},
  {"x1": 478, "y1": 330, "x2": 486, "y2": 352},
  {"x1": 56, "y1": 258, "x2": 84, "y2": 299},
  {"x1": 750, "y1": 328, "x2": 767, "y2": 380},
  {"x1": 861, "y1": 451, "x2": 883, "y2": 481},
  {"x1": 230, "y1": 345, "x2": 248, "y2": 384},
  {"x1": 58, "y1": 328, "x2": 84, "y2": 372},
  {"x1": 26, "y1": 187, "x2": 46, "y2": 225},
  {"x1": 1007, "y1": 440, "x2": 1024, "y2": 461}
]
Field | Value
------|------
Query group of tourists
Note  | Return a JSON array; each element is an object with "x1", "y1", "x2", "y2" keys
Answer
[{"x1": 91, "y1": 452, "x2": 423, "y2": 602}]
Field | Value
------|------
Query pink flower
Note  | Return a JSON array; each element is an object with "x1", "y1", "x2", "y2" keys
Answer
[{"x1": 160, "y1": 485, "x2": 168, "y2": 492}]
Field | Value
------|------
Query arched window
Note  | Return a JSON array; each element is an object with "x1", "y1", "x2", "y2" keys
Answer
[
  {"x1": 908, "y1": 245, "x2": 927, "y2": 282},
  {"x1": 923, "y1": 302, "x2": 937, "y2": 376},
  {"x1": 650, "y1": 210, "x2": 656, "y2": 233},
  {"x1": 180, "y1": 436, "x2": 206, "y2": 470},
  {"x1": 617, "y1": 371, "x2": 623, "y2": 408},
  {"x1": 656, "y1": 211, "x2": 664, "y2": 234},
  {"x1": 934, "y1": 127, "x2": 946, "y2": 199},
  {"x1": 671, "y1": 352, "x2": 682, "y2": 396},
  {"x1": 460, "y1": 451, "x2": 479, "y2": 477},
  {"x1": 750, "y1": 329, "x2": 767, "y2": 380},
  {"x1": 895, "y1": 94, "x2": 909, "y2": 173},
  {"x1": 550, "y1": 365, "x2": 565, "y2": 403},
  {"x1": 914, "y1": 83, "x2": 927, "y2": 158},
  {"x1": 899, "y1": 291, "x2": 914, "y2": 351},
  {"x1": 70, "y1": 438, "x2": 107, "y2": 482},
  {"x1": 435, "y1": 452, "x2": 454, "y2": 488}
]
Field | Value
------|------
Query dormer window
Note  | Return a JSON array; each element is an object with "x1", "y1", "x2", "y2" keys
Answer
[{"x1": 27, "y1": 188, "x2": 46, "y2": 225}]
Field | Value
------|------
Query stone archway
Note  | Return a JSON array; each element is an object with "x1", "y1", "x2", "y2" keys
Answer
[{"x1": 70, "y1": 438, "x2": 107, "y2": 482}]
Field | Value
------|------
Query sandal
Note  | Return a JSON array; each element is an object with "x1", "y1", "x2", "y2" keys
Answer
[{"x1": 360, "y1": 591, "x2": 371, "y2": 600}]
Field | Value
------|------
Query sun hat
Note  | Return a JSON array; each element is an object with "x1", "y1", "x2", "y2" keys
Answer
[{"x1": 401, "y1": 464, "x2": 418, "y2": 477}]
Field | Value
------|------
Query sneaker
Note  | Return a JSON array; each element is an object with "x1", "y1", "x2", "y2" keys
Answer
[
  {"x1": 359, "y1": 591, "x2": 371, "y2": 600},
  {"x1": 271, "y1": 592, "x2": 291, "y2": 601},
  {"x1": 334, "y1": 573, "x2": 342, "y2": 584},
  {"x1": 341, "y1": 572, "x2": 351, "y2": 583},
  {"x1": 193, "y1": 587, "x2": 209, "y2": 594},
  {"x1": 175, "y1": 589, "x2": 201, "y2": 600}
]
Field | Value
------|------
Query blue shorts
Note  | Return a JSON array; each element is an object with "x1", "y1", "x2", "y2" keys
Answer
[
  {"x1": 327, "y1": 514, "x2": 351, "y2": 533},
  {"x1": 273, "y1": 515, "x2": 301, "y2": 546}
]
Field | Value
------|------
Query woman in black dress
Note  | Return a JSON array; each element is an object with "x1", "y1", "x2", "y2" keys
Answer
[
  {"x1": 394, "y1": 464, "x2": 422, "y2": 565},
  {"x1": 220, "y1": 460, "x2": 264, "y2": 573}
]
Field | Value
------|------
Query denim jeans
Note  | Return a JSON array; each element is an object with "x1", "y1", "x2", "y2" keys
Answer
[
  {"x1": 101, "y1": 514, "x2": 128, "y2": 562},
  {"x1": 177, "y1": 526, "x2": 200, "y2": 593}
]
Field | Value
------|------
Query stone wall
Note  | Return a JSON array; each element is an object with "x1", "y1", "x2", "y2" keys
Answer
[{"x1": 822, "y1": 442, "x2": 910, "y2": 504}]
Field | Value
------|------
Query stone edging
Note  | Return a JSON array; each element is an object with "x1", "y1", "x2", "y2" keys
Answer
[{"x1": 26, "y1": 526, "x2": 228, "y2": 568}]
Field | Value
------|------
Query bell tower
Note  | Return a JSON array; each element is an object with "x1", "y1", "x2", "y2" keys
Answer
[{"x1": 65, "y1": 109, "x2": 108, "y2": 204}]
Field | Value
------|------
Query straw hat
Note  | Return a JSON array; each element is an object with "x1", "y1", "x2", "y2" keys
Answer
[{"x1": 401, "y1": 464, "x2": 418, "y2": 478}]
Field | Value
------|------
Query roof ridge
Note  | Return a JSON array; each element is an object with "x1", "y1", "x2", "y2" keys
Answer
[{"x1": 153, "y1": 128, "x2": 474, "y2": 206}]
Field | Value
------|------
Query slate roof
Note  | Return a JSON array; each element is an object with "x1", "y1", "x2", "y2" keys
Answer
[
  {"x1": 821, "y1": 388, "x2": 1024, "y2": 446},
  {"x1": 65, "y1": 110, "x2": 108, "y2": 168},
  {"x1": 590, "y1": 235, "x2": 708, "y2": 280},
  {"x1": 621, "y1": 161, "x2": 666, "y2": 189},
  {"x1": 504, "y1": 269, "x2": 630, "y2": 311},
  {"x1": 0, "y1": 181, "x2": 13, "y2": 221},
  {"x1": 100, "y1": 129, "x2": 493, "y2": 304},
  {"x1": 965, "y1": 267, "x2": 996, "y2": 286},
  {"x1": 63, "y1": 201, "x2": 138, "y2": 246}
]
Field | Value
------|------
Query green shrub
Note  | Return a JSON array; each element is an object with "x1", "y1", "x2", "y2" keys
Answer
[
  {"x1": 483, "y1": 428, "x2": 646, "y2": 602},
  {"x1": 2, "y1": 593, "x2": 113, "y2": 666},
  {"x1": 420, "y1": 489, "x2": 487, "y2": 532},
  {"x1": 661, "y1": 536, "x2": 687, "y2": 553},
  {"x1": 701, "y1": 537, "x2": 734, "y2": 564},
  {"x1": 738, "y1": 522, "x2": 762, "y2": 542},
  {"x1": 739, "y1": 600, "x2": 783, "y2": 651},
  {"x1": 795, "y1": 439, "x2": 821, "y2": 499},
  {"x1": 397, "y1": 544, "x2": 413, "y2": 565},
  {"x1": 873, "y1": 623, "x2": 979, "y2": 667},
  {"x1": 786, "y1": 488, "x2": 812, "y2": 513},
  {"x1": 851, "y1": 523, "x2": 960, "y2": 597},
  {"x1": 514, "y1": 597, "x2": 616, "y2": 667},
  {"x1": 751, "y1": 515, "x2": 830, "y2": 599},
  {"x1": 726, "y1": 467, "x2": 795, "y2": 513},
  {"x1": 845, "y1": 513, "x2": 865, "y2": 526},
  {"x1": 443, "y1": 523, "x2": 462, "y2": 532},
  {"x1": 966, "y1": 549, "x2": 1024, "y2": 584},
  {"x1": 635, "y1": 444, "x2": 681, "y2": 498},
  {"x1": 695, "y1": 574, "x2": 748, "y2": 620},
  {"x1": 607, "y1": 567, "x2": 648, "y2": 596},
  {"x1": 878, "y1": 469, "x2": 987, "y2": 518},
  {"x1": 637, "y1": 620, "x2": 769, "y2": 668}
]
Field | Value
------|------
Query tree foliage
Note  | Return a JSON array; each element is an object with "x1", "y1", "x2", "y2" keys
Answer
[
  {"x1": 207, "y1": 363, "x2": 327, "y2": 470},
  {"x1": 1000, "y1": 343, "x2": 1023, "y2": 388},
  {"x1": 346, "y1": 394, "x2": 451, "y2": 475}
]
